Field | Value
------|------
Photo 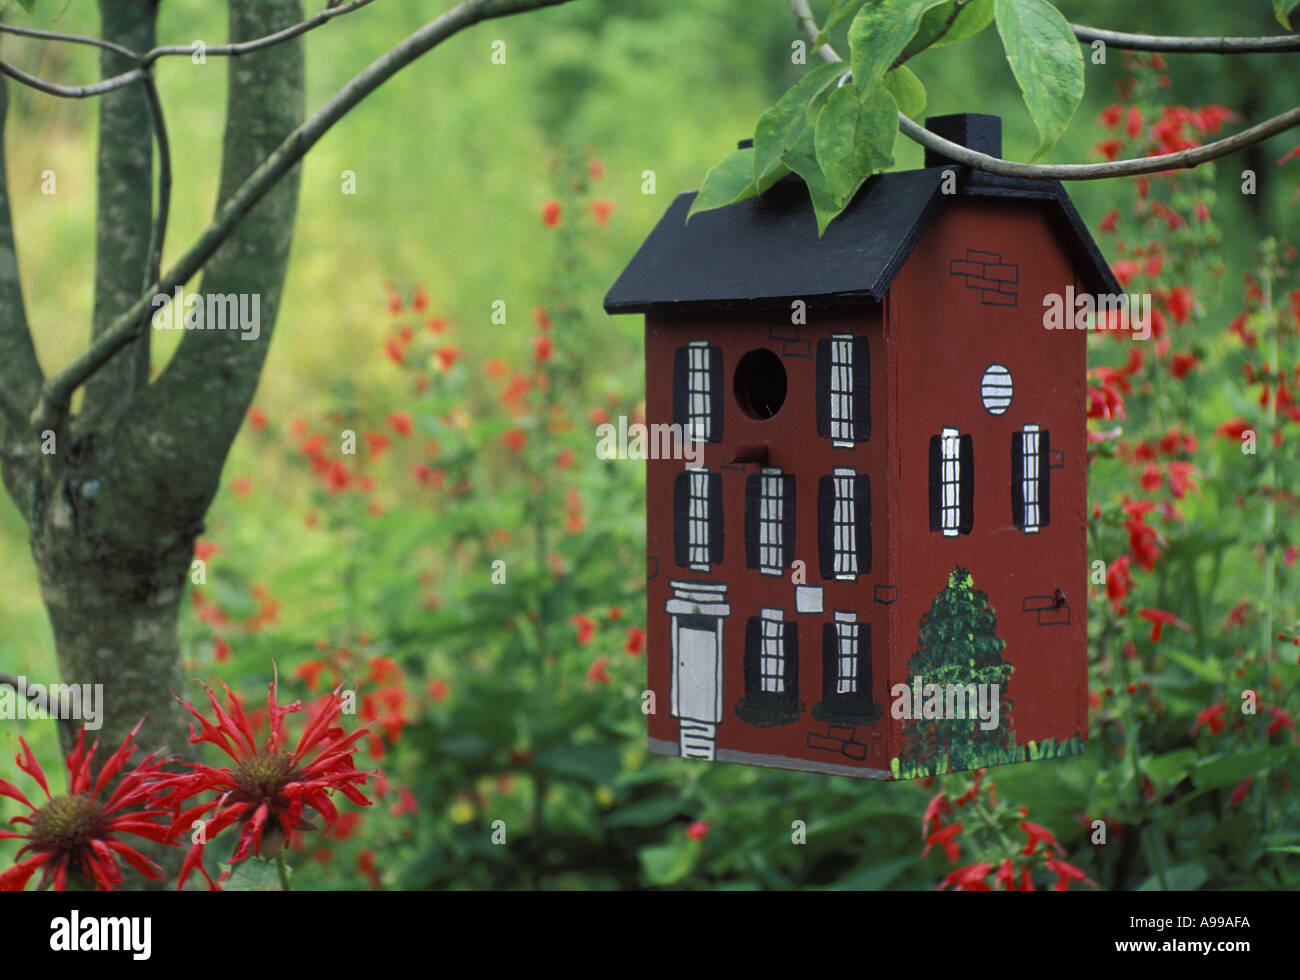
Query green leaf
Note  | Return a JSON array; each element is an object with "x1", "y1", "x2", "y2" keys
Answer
[
  {"x1": 687, "y1": 147, "x2": 759, "y2": 222},
  {"x1": 220, "y1": 859, "x2": 285, "y2": 891},
  {"x1": 1163, "y1": 648, "x2": 1222, "y2": 683},
  {"x1": 994, "y1": 0, "x2": 1085, "y2": 160},
  {"x1": 1142, "y1": 748, "x2": 1198, "y2": 788},
  {"x1": 1276, "y1": 0, "x2": 1300, "y2": 29},
  {"x1": 883, "y1": 65, "x2": 926, "y2": 118},
  {"x1": 1193, "y1": 746, "x2": 1290, "y2": 790},
  {"x1": 638, "y1": 839, "x2": 700, "y2": 886},
  {"x1": 814, "y1": 0, "x2": 868, "y2": 49},
  {"x1": 814, "y1": 82, "x2": 898, "y2": 206},
  {"x1": 1138, "y1": 861, "x2": 1207, "y2": 892},
  {"x1": 848, "y1": 0, "x2": 948, "y2": 96},
  {"x1": 753, "y1": 60, "x2": 850, "y2": 189},
  {"x1": 781, "y1": 126, "x2": 845, "y2": 236},
  {"x1": 604, "y1": 796, "x2": 685, "y2": 828},
  {"x1": 902, "y1": 0, "x2": 996, "y2": 59},
  {"x1": 533, "y1": 744, "x2": 621, "y2": 785}
]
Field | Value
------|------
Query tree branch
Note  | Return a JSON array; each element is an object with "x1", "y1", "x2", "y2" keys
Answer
[
  {"x1": 1071, "y1": 23, "x2": 1300, "y2": 54},
  {"x1": 786, "y1": 0, "x2": 1300, "y2": 182},
  {"x1": 29, "y1": 0, "x2": 575, "y2": 436},
  {"x1": 82, "y1": 1, "x2": 160, "y2": 421},
  {"x1": 0, "y1": 75, "x2": 44, "y2": 439},
  {"x1": 0, "y1": 0, "x2": 379, "y2": 100}
]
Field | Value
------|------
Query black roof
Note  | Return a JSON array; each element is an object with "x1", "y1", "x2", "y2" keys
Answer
[{"x1": 604, "y1": 166, "x2": 1119, "y2": 314}]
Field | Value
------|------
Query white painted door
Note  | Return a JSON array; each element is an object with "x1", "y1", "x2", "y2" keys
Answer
[{"x1": 676, "y1": 627, "x2": 719, "y2": 723}]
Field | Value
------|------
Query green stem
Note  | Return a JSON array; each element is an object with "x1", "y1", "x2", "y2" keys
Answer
[{"x1": 276, "y1": 852, "x2": 292, "y2": 892}]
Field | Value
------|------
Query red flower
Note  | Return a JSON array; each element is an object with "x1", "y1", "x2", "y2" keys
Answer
[
  {"x1": 503, "y1": 428, "x2": 527, "y2": 453},
  {"x1": 387, "y1": 411, "x2": 413, "y2": 437},
  {"x1": 247, "y1": 407, "x2": 268, "y2": 431},
  {"x1": 1169, "y1": 352, "x2": 1199, "y2": 380},
  {"x1": 214, "y1": 637, "x2": 231, "y2": 663},
  {"x1": 1165, "y1": 286, "x2": 1194, "y2": 325},
  {"x1": 1228, "y1": 777, "x2": 1252, "y2": 807},
  {"x1": 1126, "y1": 105, "x2": 1143, "y2": 138},
  {"x1": 624, "y1": 626, "x2": 646, "y2": 656},
  {"x1": 940, "y1": 861, "x2": 994, "y2": 891},
  {"x1": 364, "y1": 430, "x2": 391, "y2": 459},
  {"x1": 1225, "y1": 600, "x2": 1251, "y2": 629},
  {"x1": 586, "y1": 656, "x2": 612, "y2": 686},
  {"x1": 1139, "y1": 462, "x2": 1162, "y2": 492},
  {"x1": 921, "y1": 822, "x2": 963, "y2": 863},
  {"x1": 436, "y1": 347, "x2": 462, "y2": 372},
  {"x1": 1099, "y1": 104, "x2": 1123, "y2": 129},
  {"x1": 1019, "y1": 820, "x2": 1063, "y2": 857},
  {"x1": 540, "y1": 199, "x2": 562, "y2": 228},
  {"x1": 533, "y1": 306, "x2": 553, "y2": 331},
  {"x1": 1191, "y1": 702, "x2": 1227, "y2": 737},
  {"x1": 0, "y1": 722, "x2": 171, "y2": 891},
  {"x1": 1106, "y1": 555, "x2": 1133, "y2": 606},
  {"x1": 589, "y1": 200, "x2": 615, "y2": 226},
  {"x1": 160, "y1": 672, "x2": 373, "y2": 890},
  {"x1": 413, "y1": 286, "x2": 429, "y2": 314},
  {"x1": 323, "y1": 461, "x2": 351, "y2": 493},
  {"x1": 1267, "y1": 706, "x2": 1295, "y2": 736},
  {"x1": 921, "y1": 791, "x2": 951, "y2": 838},
  {"x1": 685, "y1": 820, "x2": 710, "y2": 841},
  {"x1": 1214, "y1": 417, "x2": 1251, "y2": 442},
  {"x1": 589, "y1": 157, "x2": 604, "y2": 180},
  {"x1": 428, "y1": 679, "x2": 450, "y2": 704},
  {"x1": 231, "y1": 476, "x2": 253, "y2": 498},
  {"x1": 1095, "y1": 138, "x2": 1123, "y2": 162},
  {"x1": 195, "y1": 539, "x2": 219, "y2": 562},
  {"x1": 1044, "y1": 856, "x2": 1096, "y2": 891},
  {"x1": 571, "y1": 613, "x2": 596, "y2": 647},
  {"x1": 534, "y1": 335, "x2": 553, "y2": 363},
  {"x1": 1098, "y1": 209, "x2": 1119, "y2": 234},
  {"x1": 1138, "y1": 607, "x2": 1191, "y2": 643}
]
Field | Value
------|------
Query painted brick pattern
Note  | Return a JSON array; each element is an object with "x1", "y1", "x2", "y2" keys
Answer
[{"x1": 950, "y1": 248, "x2": 1019, "y2": 307}]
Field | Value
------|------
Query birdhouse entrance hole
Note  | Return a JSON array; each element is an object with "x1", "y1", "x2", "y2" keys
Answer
[{"x1": 734, "y1": 348, "x2": 787, "y2": 420}]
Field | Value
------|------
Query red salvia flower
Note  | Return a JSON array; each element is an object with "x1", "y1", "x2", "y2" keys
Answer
[
  {"x1": 624, "y1": 626, "x2": 646, "y2": 656},
  {"x1": 571, "y1": 613, "x2": 596, "y2": 647},
  {"x1": 940, "y1": 861, "x2": 994, "y2": 891},
  {"x1": 0, "y1": 722, "x2": 171, "y2": 891},
  {"x1": 685, "y1": 820, "x2": 710, "y2": 841},
  {"x1": 921, "y1": 822, "x2": 962, "y2": 863},
  {"x1": 1044, "y1": 856, "x2": 1097, "y2": 891},
  {"x1": 1138, "y1": 607, "x2": 1191, "y2": 643},
  {"x1": 1191, "y1": 702, "x2": 1227, "y2": 737},
  {"x1": 1019, "y1": 820, "x2": 1064, "y2": 857},
  {"x1": 540, "y1": 200, "x2": 562, "y2": 228},
  {"x1": 160, "y1": 672, "x2": 372, "y2": 890},
  {"x1": 586, "y1": 656, "x2": 612, "y2": 687}
]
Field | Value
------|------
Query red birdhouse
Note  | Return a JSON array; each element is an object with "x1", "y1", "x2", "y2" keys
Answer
[{"x1": 604, "y1": 114, "x2": 1121, "y2": 779}]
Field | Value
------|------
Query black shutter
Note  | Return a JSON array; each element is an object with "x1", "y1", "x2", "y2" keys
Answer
[
  {"x1": 1011, "y1": 431, "x2": 1025, "y2": 529},
  {"x1": 928, "y1": 436, "x2": 942, "y2": 532},
  {"x1": 672, "y1": 347, "x2": 689, "y2": 429},
  {"x1": 708, "y1": 346, "x2": 724, "y2": 443},
  {"x1": 1039, "y1": 430, "x2": 1051, "y2": 528},
  {"x1": 783, "y1": 621, "x2": 799, "y2": 699},
  {"x1": 743, "y1": 617, "x2": 761, "y2": 697},
  {"x1": 958, "y1": 434, "x2": 974, "y2": 535},
  {"x1": 815, "y1": 338, "x2": 831, "y2": 439},
  {"x1": 854, "y1": 474, "x2": 871, "y2": 575},
  {"x1": 707, "y1": 472, "x2": 724, "y2": 565},
  {"x1": 781, "y1": 475, "x2": 797, "y2": 569},
  {"x1": 673, "y1": 471, "x2": 690, "y2": 567},
  {"x1": 817, "y1": 475, "x2": 835, "y2": 579},
  {"x1": 851, "y1": 335, "x2": 870, "y2": 442},
  {"x1": 821, "y1": 622, "x2": 838, "y2": 702},
  {"x1": 743, "y1": 474, "x2": 760, "y2": 570},
  {"x1": 859, "y1": 623, "x2": 872, "y2": 697}
]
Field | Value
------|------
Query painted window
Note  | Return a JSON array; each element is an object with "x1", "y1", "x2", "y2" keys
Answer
[
  {"x1": 980, "y1": 363, "x2": 1013, "y2": 415},
  {"x1": 745, "y1": 468, "x2": 796, "y2": 575},
  {"x1": 759, "y1": 608, "x2": 786, "y2": 693},
  {"x1": 672, "y1": 341, "x2": 723, "y2": 443},
  {"x1": 673, "y1": 468, "x2": 724, "y2": 570},
  {"x1": 817, "y1": 469, "x2": 871, "y2": 580},
  {"x1": 928, "y1": 428, "x2": 974, "y2": 536},
  {"x1": 833, "y1": 612, "x2": 860, "y2": 694},
  {"x1": 742, "y1": 608, "x2": 798, "y2": 702},
  {"x1": 816, "y1": 334, "x2": 869, "y2": 446},
  {"x1": 1012, "y1": 425, "x2": 1052, "y2": 532}
]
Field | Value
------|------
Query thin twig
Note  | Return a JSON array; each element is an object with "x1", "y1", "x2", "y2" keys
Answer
[
  {"x1": 0, "y1": 21, "x2": 135, "y2": 57},
  {"x1": 787, "y1": 0, "x2": 1300, "y2": 182},
  {"x1": 29, "y1": 0, "x2": 575, "y2": 435},
  {"x1": 140, "y1": 71, "x2": 170, "y2": 294},
  {"x1": 1071, "y1": 23, "x2": 1300, "y2": 54}
]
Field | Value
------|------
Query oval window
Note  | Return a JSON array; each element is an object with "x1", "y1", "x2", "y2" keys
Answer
[{"x1": 734, "y1": 348, "x2": 788, "y2": 420}]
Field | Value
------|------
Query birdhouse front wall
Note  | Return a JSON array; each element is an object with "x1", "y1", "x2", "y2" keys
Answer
[
  {"x1": 644, "y1": 307, "x2": 896, "y2": 778},
  {"x1": 884, "y1": 197, "x2": 1089, "y2": 778}
]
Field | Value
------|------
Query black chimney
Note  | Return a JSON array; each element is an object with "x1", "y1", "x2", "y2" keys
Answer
[{"x1": 923, "y1": 113, "x2": 1001, "y2": 169}]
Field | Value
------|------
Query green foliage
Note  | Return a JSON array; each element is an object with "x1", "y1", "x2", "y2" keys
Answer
[
  {"x1": 993, "y1": 0, "x2": 1084, "y2": 160},
  {"x1": 847, "y1": 0, "x2": 947, "y2": 98},
  {"x1": 814, "y1": 82, "x2": 898, "y2": 210},
  {"x1": 882, "y1": 65, "x2": 927, "y2": 118},
  {"x1": 1276, "y1": 0, "x2": 1300, "y2": 29}
]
